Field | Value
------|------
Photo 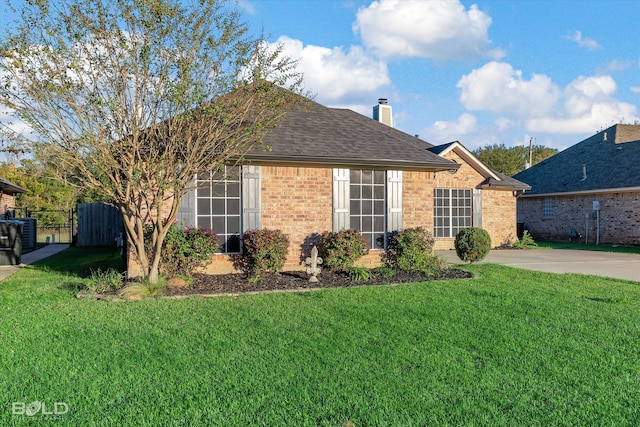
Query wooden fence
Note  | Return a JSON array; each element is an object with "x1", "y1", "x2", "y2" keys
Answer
[{"x1": 77, "y1": 203, "x2": 123, "y2": 247}]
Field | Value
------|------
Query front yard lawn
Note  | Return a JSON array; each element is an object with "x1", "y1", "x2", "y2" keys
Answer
[{"x1": 1, "y1": 247, "x2": 639, "y2": 425}]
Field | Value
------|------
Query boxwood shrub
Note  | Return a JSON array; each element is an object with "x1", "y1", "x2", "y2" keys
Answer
[{"x1": 454, "y1": 227, "x2": 491, "y2": 263}]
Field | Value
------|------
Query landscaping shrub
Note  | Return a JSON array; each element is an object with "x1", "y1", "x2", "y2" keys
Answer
[
  {"x1": 385, "y1": 227, "x2": 437, "y2": 272},
  {"x1": 242, "y1": 229, "x2": 289, "y2": 275},
  {"x1": 347, "y1": 265, "x2": 373, "y2": 282},
  {"x1": 119, "y1": 276, "x2": 167, "y2": 299},
  {"x1": 513, "y1": 230, "x2": 538, "y2": 249},
  {"x1": 88, "y1": 268, "x2": 124, "y2": 293},
  {"x1": 318, "y1": 229, "x2": 369, "y2": 271},
  {"x1": 147, "y1": 222, "x2": 219, "y2": 278},
  {"x1": 454, "y1": 227, "x2": 491, "y2": 263}
]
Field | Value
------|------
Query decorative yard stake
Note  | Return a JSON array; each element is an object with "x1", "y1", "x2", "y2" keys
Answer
[{"x1": 305, "y1": 245, "x2": 323, "y2": 282}]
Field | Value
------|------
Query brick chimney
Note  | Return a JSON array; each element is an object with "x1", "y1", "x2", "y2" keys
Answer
[{"x1": 373, "y1": 98, "x2": 392, "y2": 127}]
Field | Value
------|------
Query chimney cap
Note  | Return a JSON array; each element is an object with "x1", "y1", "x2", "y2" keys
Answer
[{"x1": 378, "y1": 98, "x2": 388, "y2": 105}]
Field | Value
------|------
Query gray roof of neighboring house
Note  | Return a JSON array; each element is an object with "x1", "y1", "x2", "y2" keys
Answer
[
  {"x1": 0, "y1": 177, "x2": 26, "y2": 195},
  {"x1": 513, "y1": 124, "x2": 640, "y2": 196},
  {"x1": 246, "y1": 99, "x2": 459, "y2": 171}
]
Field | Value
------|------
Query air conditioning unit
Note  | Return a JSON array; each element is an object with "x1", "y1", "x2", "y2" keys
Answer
[{"x1": 16, "y1": 217, "x2": 37, "y2": 249}]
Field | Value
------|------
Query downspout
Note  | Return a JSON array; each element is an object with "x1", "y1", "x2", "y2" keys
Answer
[{"x1": 596, "y1": 210, "x2": 600, "y2": 245}]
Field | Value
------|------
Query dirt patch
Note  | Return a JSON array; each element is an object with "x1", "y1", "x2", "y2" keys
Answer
[{"x1": 163, "y1": 268, "x2": 472, "y2": 297}]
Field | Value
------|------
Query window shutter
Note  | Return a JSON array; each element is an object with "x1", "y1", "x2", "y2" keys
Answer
[
  {"x1": 473, "y1": 189, "x2": 482, "y2": 228},
  {"x1": 242, "y1": 165, "x2": 262, "y2": 231},
  {"x1": 333, "y1": 168, "x2": 349, "y2": 231},
  {"x1": 387, "y1": 170, "x2": 402, "y2": 233},
  {"x1": 177, "y1": 178, "x2": 196, "y2": 227}
]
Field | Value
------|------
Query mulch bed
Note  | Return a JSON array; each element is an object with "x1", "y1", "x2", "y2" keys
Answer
[{"x1": 163, "y1": 268, "x2": 473, "y2": 297}]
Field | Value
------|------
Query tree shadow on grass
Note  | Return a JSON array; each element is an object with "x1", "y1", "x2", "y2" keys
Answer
[{"x1": 29, "y1": 246, "x2": 124, "y2": 278}]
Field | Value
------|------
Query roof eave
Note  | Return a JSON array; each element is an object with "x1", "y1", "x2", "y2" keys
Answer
[
  {"x1": 477, "y1": 182, "x2": 531, "y2": 191},
  {"x1": 241, "y1": 154, "x2": 460, "y2": 171},
  {"x1": 519, "y1": 186, "x2": 640, "y2": 198},
  {"x1": 0, "y1": 180, "x2": 27, "y2": 194}
]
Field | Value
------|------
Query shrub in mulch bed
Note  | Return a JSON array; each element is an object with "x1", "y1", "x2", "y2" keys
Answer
[{"x1": 163, "y1": 268, "x2": 472, "y2": 297}]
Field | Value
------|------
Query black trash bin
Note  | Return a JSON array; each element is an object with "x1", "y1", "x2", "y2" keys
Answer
[{"x1": 0, "y1": 220, "x2": 23, "y2": 265}]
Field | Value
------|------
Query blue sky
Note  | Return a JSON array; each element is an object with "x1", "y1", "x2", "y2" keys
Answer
[
  {"x1": 1, "y1": 0, "x2": 638, "y2": 152},
  {"x1": 241, "y1": 0, "x2": 640, "y2": 150}
]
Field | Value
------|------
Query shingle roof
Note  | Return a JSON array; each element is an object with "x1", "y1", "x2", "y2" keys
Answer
[
  {"x1": 0, "y1": 177, "x2": 26, "y2": 195},
  {"x1": 245, "y1": 99, "x2": 459, "y2": 171},
  {"x1": 428, "y1": 141, "x2": 530, "y2": 190},
  {"x1": 513, "y1": 124, "x2": 640, "y2": 195},
  {"x1": 479, "y1": 171, "x2": 531, "y2": 190}
]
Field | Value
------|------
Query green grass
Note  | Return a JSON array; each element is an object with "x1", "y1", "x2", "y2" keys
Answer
[
  {"x1": 2, "y1": 248, "x2": 640, "y2": 425},
  {"x1": 537, "y1": 240, "x2": 640, "y2": 254}
]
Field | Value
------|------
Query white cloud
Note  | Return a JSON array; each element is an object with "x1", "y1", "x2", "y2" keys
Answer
[
  {"x1": 566, "y1": 30, "x2": 600, "y2": 50},
  {"x1": 455, "y1": 62, "x2": 639, "y2": 136},
  {"x1": 527, "y1": 75, "x2": 638, "y2": 133},
  {"x1": 425, "y1": 113, "x2": 478, "y2": 143},
  {"x1": 273, "y1": 36, "x2": 390, "y2": 104},
  {"x1": 630, "y1": 86, "x2": 640, "y2": 93},
  {"x1": 236, "y1": 0, "x2": 256, "y2": 15},
  {"x1": 353, "y1": 0, "x2": 503, "y2": 61},
  {"x1": 603, "y1": 59, "x2": 632, "y2": 72},
  {"x1": 495, "y1": 117, "x2": 515, "y2": 131},
  {"x1": 457, "y1": 61, "x2": 559, "y2": 117}
]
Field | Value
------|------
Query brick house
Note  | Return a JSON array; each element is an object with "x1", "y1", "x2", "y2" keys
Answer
[
  {"x1": 165, "y1": 97, "x2": 529, "y2": 274},
  {"x1": 0, "y1": 177, "x2": 26, "y2": 218},
  {"x1": 514, "y1": 124, "x2": 640, "y2": 245}
]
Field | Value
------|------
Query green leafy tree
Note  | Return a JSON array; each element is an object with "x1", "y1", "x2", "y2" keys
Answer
[
  {"x1": 0, "y1": 0, "x2": 303, "y2": 283},
  {"x1": 0, "y1": 159, "x2": 79, "y2": 223},
  {"x1": 474, "y1": 144, "x2": 557, "y2": 176}
]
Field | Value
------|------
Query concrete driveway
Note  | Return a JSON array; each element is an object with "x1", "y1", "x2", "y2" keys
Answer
[
  {"x1": 437, "y1": 248, "x2": 640, "y2": 282},
  {"x1": 0, "y1": 244, "x2": 70, "y2": 281}
]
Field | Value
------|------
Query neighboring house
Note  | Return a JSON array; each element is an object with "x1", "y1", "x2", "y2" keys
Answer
[
  {"x1": 137, "y1": 95, "x2": 528, "y2": 275},
  {"x1": 514, "y1": 124, "x2": 640, "y2": 245},
  {"x1": 0, "y1": 177, "x2": 26, "y2": 218}
]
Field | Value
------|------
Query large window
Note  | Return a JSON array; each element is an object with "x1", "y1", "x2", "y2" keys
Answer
[
  {"x1": 349, "y1": 169, "x2": 386, "y2": 249},
  {"x1": 434, "y1": 188, "x2": 472, "y2": 238},
  {"x1": 196, "y1": 166, "x2": 241, "y2": 253}
]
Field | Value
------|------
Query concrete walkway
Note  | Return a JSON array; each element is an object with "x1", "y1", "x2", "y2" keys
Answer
[
  {"x1": 0, "y1": 244, "x2": 70, "y2": 281},
  {"x1": 438, "y1": 248, "x2": 640, "y2": 282}
]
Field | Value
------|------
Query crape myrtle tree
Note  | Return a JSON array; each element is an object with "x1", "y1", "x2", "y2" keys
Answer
[{"x1": 0, "y1": 0, "x2": 303, "y2": 283}]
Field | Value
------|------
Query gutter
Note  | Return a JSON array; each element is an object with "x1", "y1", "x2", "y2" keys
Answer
[
  {"x1": 240, "y1": 154, "x2": 461, "y2": 172},
  {"x1": 518, "y1": 186, "x2": 640, "y2": 198}
]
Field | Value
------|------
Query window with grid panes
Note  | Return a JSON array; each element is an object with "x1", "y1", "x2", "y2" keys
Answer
[
  {"x1": 543, "y1": 198, "x2": 553, "y2": 218},
  {"x1": 434, "y1": 188, "x2": 472, "y2": 238},
  {"x1": 349, "y1": 169, "x2": 386, "y2": 249},
  {"x1": 196, "y1": 165, "x2": 241, "y2": 253}
]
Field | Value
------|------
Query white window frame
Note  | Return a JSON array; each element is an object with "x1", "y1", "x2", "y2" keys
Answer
[
  {"x1": 195, "y1": 165, "x2": 242, "y2": 254},
  {"x1": 434, "y1": 188, "x2": 473, "y2": 238}
]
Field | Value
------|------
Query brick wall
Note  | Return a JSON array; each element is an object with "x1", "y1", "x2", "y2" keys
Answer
[
  {"x1": 430, "y1": 151, "x2": 518, "y2": 249},
  {"x1": 260, "y1": 165, "x2": 333, "y2": 269},
  {"x1": 129, "y1": 159, "x2": 520, "y2": 275},
  {"x1": 518, "y1": 191, "x2": 640, "y2": 245},
  {"x1": 0, "y1": 194, "x2": 16, "y2": 215},
  {"x1": 196, "y1": 165, "x2": 332, "y2": 274},
  {"x1": 482, "y1": 190, "x2": 518, "y2": 247}
]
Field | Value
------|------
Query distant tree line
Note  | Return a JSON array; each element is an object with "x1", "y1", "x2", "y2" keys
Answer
[
  {"x1": 473, "y1": 144, "x2": 558, "y2": 177},
  {"x1": 0, "y1": 159, "x2": 107, "y2": 224}
]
